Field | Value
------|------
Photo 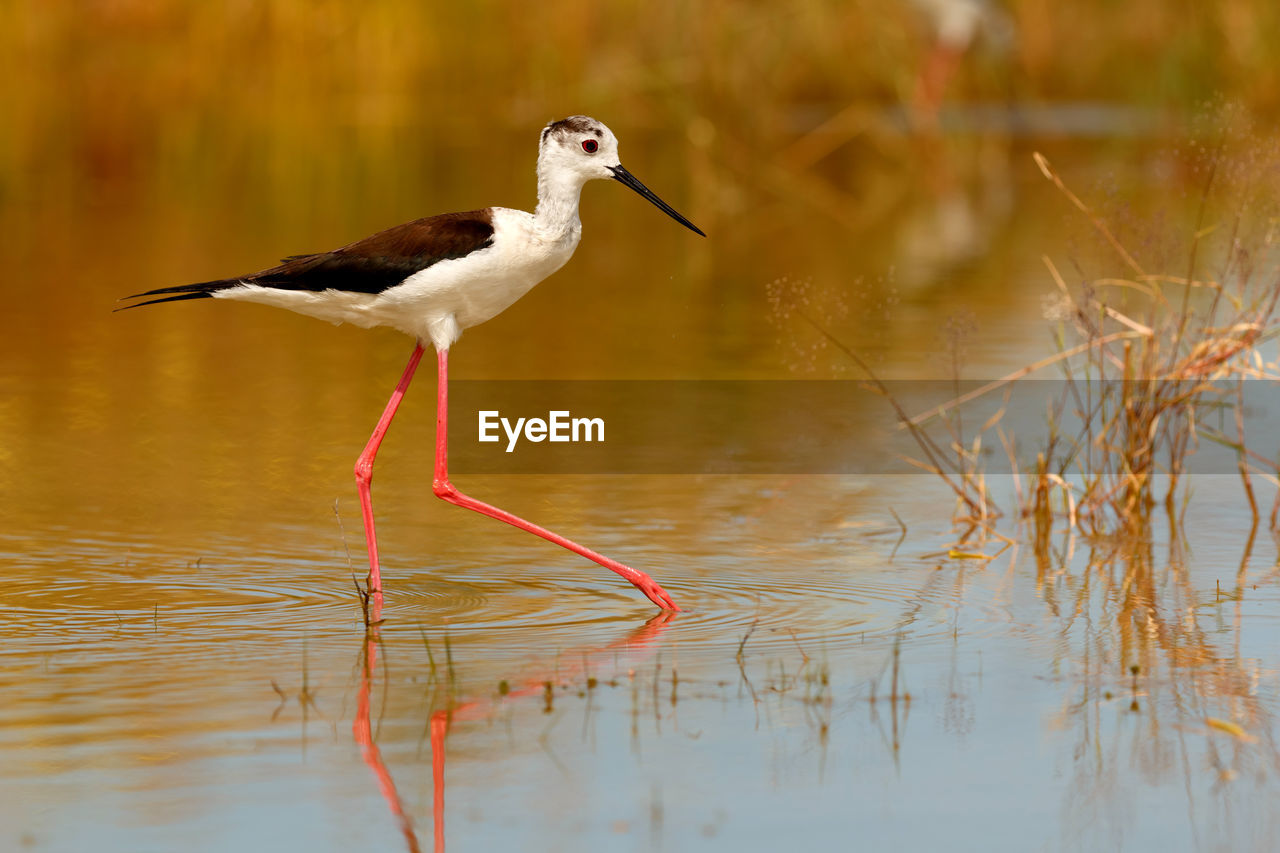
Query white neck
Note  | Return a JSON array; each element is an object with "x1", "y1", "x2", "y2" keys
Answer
[{"x1": 532, "y1": 161, "x2": 585, "y2": 239}]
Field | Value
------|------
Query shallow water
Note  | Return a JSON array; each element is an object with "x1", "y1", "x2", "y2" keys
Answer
[
  {"x1": 3, "y1": 473, "x2": 1276, "y2": 852},
  {"x1": 5, "y1": 29, "x2": 1280, "y2": 852}
]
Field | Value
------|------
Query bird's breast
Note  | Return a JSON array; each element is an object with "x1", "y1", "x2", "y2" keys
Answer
[{"x1": 389, "y1": 208, "x2": 579, "y2": 337}]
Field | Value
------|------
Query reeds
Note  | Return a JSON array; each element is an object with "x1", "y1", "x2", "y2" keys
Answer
[
  {"x1": 879, "y1": 116, "x2": 1280, "y2": 540},
  {"x1": 1022, "y1": 136, "x2": 1280, "y2": 536}
]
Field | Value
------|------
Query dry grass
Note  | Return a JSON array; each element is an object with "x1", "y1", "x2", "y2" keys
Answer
[
  {"x1": 1021, "y1": 126, "x2": 1280, "y2": 536},
  {"x1": 769, "y1": 107, "x2": 1280, "y2": 566},
  {"x1": 887, "y1": 111, "x2": 1280, "y2": 542}
]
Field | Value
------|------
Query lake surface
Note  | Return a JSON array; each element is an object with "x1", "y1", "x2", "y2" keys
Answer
[{"x1": 4, "y1": 23, "x2": 1280, "y2": 849}]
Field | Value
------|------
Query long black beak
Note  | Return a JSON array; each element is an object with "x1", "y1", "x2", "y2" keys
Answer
[{"x1": 610, "y1": 165, "x2": 706, "y2": 237}]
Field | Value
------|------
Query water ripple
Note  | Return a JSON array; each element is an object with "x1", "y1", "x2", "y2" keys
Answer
[{"x1": 0, "y1": 525, "x2": 1022, "y2": 667}]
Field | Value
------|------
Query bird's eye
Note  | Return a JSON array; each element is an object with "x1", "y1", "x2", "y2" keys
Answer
[{"x1": 581, "y1": 139, "x2": 599, "y2": 153}]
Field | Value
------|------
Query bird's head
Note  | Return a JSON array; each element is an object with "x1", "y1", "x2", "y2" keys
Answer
[
  {"x1": 539, "y1": 115, "x2": 621, "y2": 182},
  {"x1": 538, "y1": 115, "x2": 705, "y2": 236}
]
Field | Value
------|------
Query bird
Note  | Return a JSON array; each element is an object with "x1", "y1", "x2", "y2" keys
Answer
[
  {"x1": 909, "y1": 0, "x2": 1014, "y2": 118},
  {"x1": 120, "y1": 115, "x2": 703, "y2": 611}
]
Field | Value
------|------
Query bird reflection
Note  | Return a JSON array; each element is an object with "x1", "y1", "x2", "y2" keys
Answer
[{"x1": 352, "y1": 599, "x2": 675, "y2": 852}]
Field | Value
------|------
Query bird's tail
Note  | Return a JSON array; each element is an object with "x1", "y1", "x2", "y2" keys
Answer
[{"x1": 115, "y1": 279, "x2": 240, "y2": 311}]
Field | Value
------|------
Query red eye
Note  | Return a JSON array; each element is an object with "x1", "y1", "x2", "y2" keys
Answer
[{"x1": 582, "y1": 139, "x2": 599, "y2": 153}]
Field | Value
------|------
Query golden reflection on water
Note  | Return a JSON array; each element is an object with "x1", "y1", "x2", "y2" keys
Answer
[{"x1": 2, "y1": 476, "x2": 1278, "y2": 849}]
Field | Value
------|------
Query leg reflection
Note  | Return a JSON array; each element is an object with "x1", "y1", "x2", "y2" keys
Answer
[
  {"x1": 354, "y1": 598, "x2": 423, "y2": 853},
  {"x1": 353, "y1": 608, "x2": 676, "y2": 852}
]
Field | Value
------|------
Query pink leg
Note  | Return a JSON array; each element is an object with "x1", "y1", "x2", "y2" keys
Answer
[
  {"x1": 355, "y1": 343, "x2": 426, "y2": 595},
  {"x1": 431, "y1": 348, "x2": 680, "y2": 611}
]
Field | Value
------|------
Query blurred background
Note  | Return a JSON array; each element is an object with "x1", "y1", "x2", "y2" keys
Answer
[{"x1": 5, "y1": 0, "x2": 1279, "y2": 377}]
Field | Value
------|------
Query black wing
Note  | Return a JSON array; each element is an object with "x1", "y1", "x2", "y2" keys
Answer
[{"x1": 120, "y1": 209, "x2": 496, "y2": 308}]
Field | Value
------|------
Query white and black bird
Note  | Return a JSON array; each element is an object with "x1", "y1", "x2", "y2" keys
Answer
[{"x1": 122, "y1": 116, "x2": 703, "y2": 611}]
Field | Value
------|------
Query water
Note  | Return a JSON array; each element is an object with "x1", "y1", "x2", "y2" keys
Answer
[
  {"x1": 5, "y1": 17, "x2": 1280, "y2": 850},
  {"x1": 4, "y1": 474, "x2": 1275, "y2": 851}
]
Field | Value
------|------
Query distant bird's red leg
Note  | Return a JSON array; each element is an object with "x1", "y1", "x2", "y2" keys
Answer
[
  {"x1": 355, "y1": 343, "x2": 426, "y2": 595},
  {"x1": 430, "y1": 347, "x2": 680, "y2": 611}
]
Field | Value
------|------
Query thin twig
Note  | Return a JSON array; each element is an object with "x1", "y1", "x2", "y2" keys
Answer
[{"x1": 1034, "y1": 152, "x2": 1145, "y2": 277}]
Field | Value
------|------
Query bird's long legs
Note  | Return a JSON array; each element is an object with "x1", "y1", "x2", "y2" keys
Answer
[
  {"x1": 354, "y1": 343, "x2": 680, "y2": 611},
  {"x1": 431, "y1": 347, "x2": 680, "y2": 611},
  {"x1": 354, "y1": 343, "x2": 426, "y2": 595}
]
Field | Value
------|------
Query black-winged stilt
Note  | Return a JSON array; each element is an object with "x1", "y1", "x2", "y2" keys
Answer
[
  {"x1": 910, "y1": 0, "x2": 1013, "y2": 115},
  {"x1": 121, "y1": 116, "x2": 702, "y2": 611}
]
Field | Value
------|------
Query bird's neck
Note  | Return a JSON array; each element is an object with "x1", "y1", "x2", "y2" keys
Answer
[{"x1": 532, "y1": 168, "x2": 584, "y2": 240}]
